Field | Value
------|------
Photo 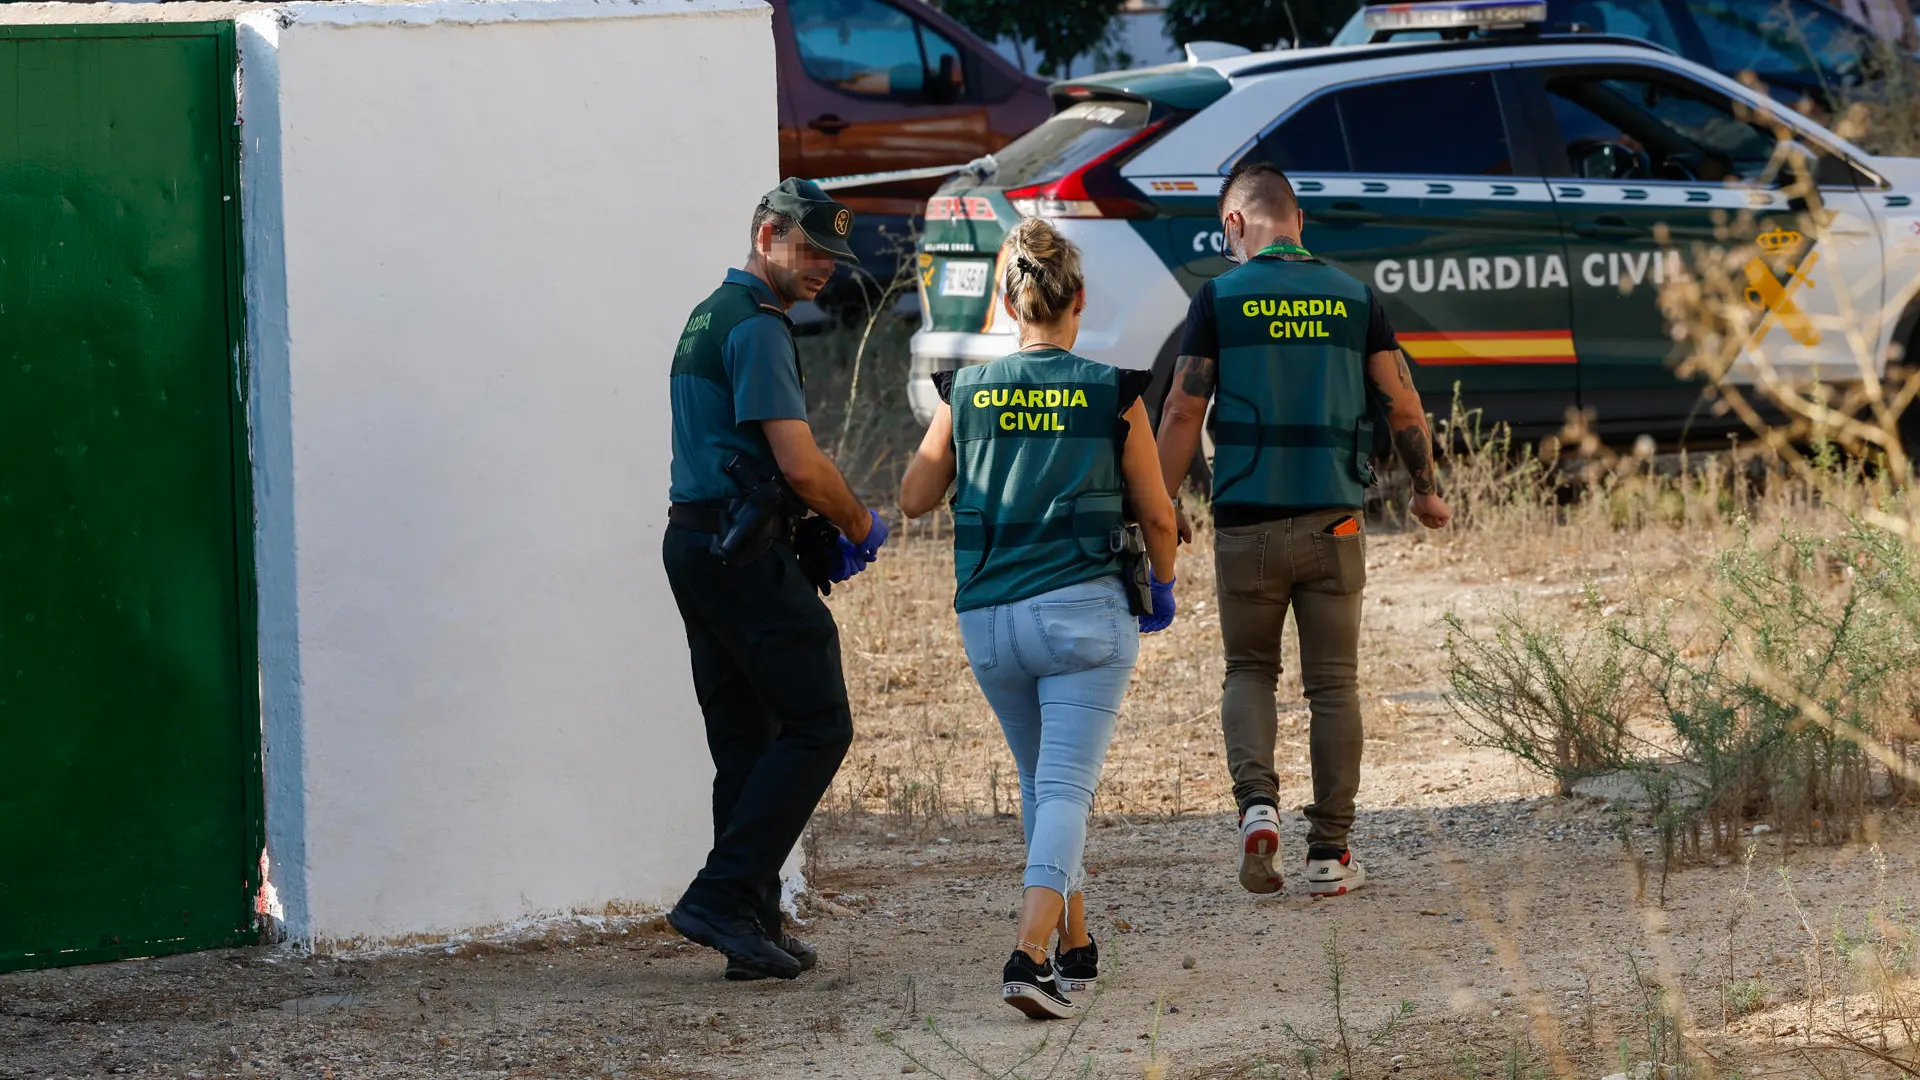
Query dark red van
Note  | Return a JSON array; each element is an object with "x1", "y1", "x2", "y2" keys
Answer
[{"x1": 769, "y1": 0, "x2": 1051, "y2": 300}]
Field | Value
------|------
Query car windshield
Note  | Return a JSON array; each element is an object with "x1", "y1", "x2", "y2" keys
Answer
[
  {"x1": 1688, "y1": 0, "x2": 1868, "y2": 85},
  {"x1": 985, "y1": 100, "x2": 1152, "y2": 189}
]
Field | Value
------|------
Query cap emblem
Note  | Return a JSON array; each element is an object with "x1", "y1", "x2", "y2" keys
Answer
[{"x1": 833, "y1": 209, "x2": 852, "y2": 236}]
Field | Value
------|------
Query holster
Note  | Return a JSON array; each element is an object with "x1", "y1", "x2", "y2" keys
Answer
[
  {"x1": 1111, "y1": 522, "x2": 1152, "y2": 617},
  {"x1": 711, "y1": 454, "x2": 801, "y2": 568}
]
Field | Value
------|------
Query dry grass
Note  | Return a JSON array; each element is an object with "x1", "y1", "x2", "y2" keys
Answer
[{"x1": 824, "y1": 425, "x2": 1915, "y2": 834}]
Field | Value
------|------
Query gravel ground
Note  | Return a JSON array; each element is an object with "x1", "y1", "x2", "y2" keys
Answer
[{"x1": 6, "y1": 527, "x2": 1917, "y2": 1079}]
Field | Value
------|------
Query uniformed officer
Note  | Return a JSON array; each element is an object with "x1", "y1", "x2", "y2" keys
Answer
[
  {"x1": 900, "y1": 217, "x2": 1179, "y2": 1019},
  {"x1": 1155, "y1": 160, "x2": 1452, "y2": 900},
  {"x1": 663, "y1": 178, "x2": 890, "y2": 981}
]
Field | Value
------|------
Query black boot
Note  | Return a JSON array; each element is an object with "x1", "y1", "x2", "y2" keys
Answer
[
  {"x1": 668, "y1": 901, "x2": 801, "y2": 980},
  {"x1": 727, "y1": 933, "x2": 817, "y2": 980}
]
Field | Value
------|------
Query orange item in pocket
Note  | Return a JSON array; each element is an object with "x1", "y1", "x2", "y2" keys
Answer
[{"x1": 1329, "y1": 516, "x2": 1361, "y2": 537}]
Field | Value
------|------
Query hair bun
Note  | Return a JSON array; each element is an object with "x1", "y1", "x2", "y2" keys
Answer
[{"x1": 999, "y1": 218, "x2": 1083, "y2": 327}]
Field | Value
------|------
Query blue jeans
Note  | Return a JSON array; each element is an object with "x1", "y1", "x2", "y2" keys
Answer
[{"x1": 959, "y1": 576, "x2": 1140, "y2": 899}]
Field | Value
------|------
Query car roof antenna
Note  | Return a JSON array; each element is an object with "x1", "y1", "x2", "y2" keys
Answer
[{"x1": 1282, "y1": 1, "x2": 1302, "y2": 49}]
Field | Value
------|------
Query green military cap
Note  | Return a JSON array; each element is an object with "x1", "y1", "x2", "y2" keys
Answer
[{"x1": 761, "y1": 177, "x2": 857, "y2": 260}]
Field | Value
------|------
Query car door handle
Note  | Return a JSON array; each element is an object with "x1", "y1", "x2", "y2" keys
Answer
[
  {"x1": 1315, "y1": 201, "x2": 1383, "y2": 224},
  {"x1": 808, "y1": 114, "x2": 851, "y2": 135},
  {"x1": 1573, "y1": 216, "x2": 1647, "y2": 239}
]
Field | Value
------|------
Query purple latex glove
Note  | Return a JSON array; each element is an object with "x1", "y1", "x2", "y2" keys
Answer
[
  {"x1": 829, "y1": 537, "x2": 869, "y2": 583},
  {"x1": 855, "y1": 509, "x2": 890, "y2": 562},
  {"x1": 1139, "y1": 575, "x2": 1176, "y2": 634}
]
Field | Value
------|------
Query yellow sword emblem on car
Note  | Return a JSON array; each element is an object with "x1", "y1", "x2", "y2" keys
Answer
[{"x1": 1743, "y1": 227, "x2": 1821, "y2": 348}]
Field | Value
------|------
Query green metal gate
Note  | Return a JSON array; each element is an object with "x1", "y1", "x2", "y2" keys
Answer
[{"x1": 0, "y1": 23, "x2": 262, "y2": 972}]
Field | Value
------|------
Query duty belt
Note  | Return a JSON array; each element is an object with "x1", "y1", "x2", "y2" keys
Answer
[
  {"x1": 668, "y1": 501, "x2": 729, "y2": 534},
  {"x1": 668, "y1": 500, "x2": 794, "y2": 538}
]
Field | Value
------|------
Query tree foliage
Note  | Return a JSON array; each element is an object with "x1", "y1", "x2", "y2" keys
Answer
[
  {"x1": 941, "y1": 0, "x2": 1128, "y2": 77},
  {"x1": 1163, "y1": 0, "x2": 1359, "y2": 51}
]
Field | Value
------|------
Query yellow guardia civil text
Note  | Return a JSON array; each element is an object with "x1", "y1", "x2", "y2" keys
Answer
[
  {"x1": 971, "y1": 386, "x2": 1091, "y2": 432},
  {"x1": 1242, "y1": 297, "x2": 1348, "y2": 340}
]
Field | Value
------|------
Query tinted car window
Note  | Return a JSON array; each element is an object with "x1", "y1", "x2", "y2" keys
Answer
[
  {"x1": 989, "y1": 100, "x2": 1152, "y2": 188},
  {"x1": 1339, "y1": 73, "x2": 1514, "y2": 175},
  {"x1": 790, "y1": 0, "x2": 964, "y2": 100},
  {"x1": 1243, "y1": 72, "x2": 1511, "y2": 176},
  {"x1": 1545, "y1": 73, "x2": 1782, "y2": 182},
  {"x1": 1689, "y1": 0, "x2": 1869, "y2": 85},
  {"x1": 1250, "y1": 95, "x2": 1350, "y2": 173},
  {"x1": 919, "y1": 20, "x2": 966, "y2": 101}
]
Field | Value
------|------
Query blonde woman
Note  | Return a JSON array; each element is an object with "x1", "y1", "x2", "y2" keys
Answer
[{"x1": 900, "y1": 219, "x2": 1179, "y2": 1019}]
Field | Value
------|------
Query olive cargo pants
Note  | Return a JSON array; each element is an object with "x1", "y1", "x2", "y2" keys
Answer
[
  {"x1": 1213, "y1": 509, "x2": 1366, "y2": 849},
  {"x1": 663, "y1": 525, "x2": 854, "y2": 932}
]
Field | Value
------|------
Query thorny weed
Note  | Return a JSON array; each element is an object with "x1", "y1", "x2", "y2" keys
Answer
[
  {"x1": 1277, "y1": 929, "x2": 1417, "y2": 1080},
  {"x1": 1626, "y1": 950, "x2": 1695, "y2": 1078}
]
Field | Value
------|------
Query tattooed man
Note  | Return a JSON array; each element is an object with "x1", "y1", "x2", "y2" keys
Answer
[{"x1": 1155, "y1": 159, "x2": 1452, "y2": 899}]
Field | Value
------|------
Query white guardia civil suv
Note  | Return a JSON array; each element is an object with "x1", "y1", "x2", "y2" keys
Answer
[{"x1": 907, "y1": 1, "x2": 1920, "y2": 448}]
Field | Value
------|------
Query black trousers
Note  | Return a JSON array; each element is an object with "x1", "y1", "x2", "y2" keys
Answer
[{"x1": 662, "y1": 524, "x2": 853, "y2": 932}]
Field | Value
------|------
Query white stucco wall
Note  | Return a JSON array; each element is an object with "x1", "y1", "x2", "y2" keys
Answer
[{"x1": 239, "y1": 0, "x2": 778, "y2": 947}]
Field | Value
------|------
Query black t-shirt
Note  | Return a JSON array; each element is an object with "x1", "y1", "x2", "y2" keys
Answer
[{"x1": 1176, "y1": 260, "x2": 1402, "y2": 527}]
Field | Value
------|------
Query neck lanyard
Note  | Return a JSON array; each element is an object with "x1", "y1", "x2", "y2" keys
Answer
[{"x1": 1256, "y1": 242, "x2": 1312, "y2": 259}]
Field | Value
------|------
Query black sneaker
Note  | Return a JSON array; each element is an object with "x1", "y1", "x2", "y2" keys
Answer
[
  {"x1": 725, "y1": 934, "x2": 817, "y2": 981},
  {"x1": 1002, "y1": 950, "x2": 1075, "y2": 1020},
  {"x1": 1054, "y1": 934, "x2": 1098, "y2": 993}
]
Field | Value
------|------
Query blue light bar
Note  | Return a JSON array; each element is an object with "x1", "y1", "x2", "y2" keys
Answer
[{"x1": 1364, "y1": 0, "x2": 1548, "y2": 32}]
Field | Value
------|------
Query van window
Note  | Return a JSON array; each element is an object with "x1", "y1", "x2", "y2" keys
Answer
[
  {"x1": 1688, "y1": 0, "x2": 1869, "y2": 86},
  {"x1": 988, "y1": 100, "x2": 1153, "y2": 188},
  {"x1": 789, "y1": 0, "x2": 968, "y2": 101},
  {"x1": 1245, "y1": 72, "x2": 1512, "y2": 176}
]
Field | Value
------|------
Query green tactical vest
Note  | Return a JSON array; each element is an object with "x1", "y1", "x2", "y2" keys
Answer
[
  {"x1": 950, "y1": 350, "x2": 1125, "y2": 613},
  {"x1": 668, "y1": 281, "x2": 796, "y2": 493},
  {"x1": 1209, "y1": 254, "x2": 1377, "y2": 510}
]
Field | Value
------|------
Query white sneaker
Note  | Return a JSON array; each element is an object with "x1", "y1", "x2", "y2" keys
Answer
[
  {"x1": 1238, "y1": 805, "x2": 1283, "y2": 894},
  {"x1": 1304, "y1": 849, "x2": 1367, "y2": 898}
]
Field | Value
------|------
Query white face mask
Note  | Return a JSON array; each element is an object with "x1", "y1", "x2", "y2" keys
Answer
[{"x1": 1224, "y1": 215, "x2": 1250, "y2": 264}]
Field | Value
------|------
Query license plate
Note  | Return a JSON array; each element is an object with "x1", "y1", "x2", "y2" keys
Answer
[{"x1": 940, "y1": 260, "x2": 990, "y2": 298}]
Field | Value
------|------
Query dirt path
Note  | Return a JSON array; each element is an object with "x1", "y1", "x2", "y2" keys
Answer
[
  {"x1": 5, "y1": 798, "x2": 1913, "y2": 1079},
  {"x1": 6, "y1": 530, "x2": 1916, "y2": 1079}
]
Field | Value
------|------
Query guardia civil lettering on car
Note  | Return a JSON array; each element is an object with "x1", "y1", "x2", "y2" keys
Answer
[{"x1": 908, "y1": 2, "x2": 1920, "y2": 450}]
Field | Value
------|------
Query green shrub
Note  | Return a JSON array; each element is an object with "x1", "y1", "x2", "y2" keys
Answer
[{"x1": 1446, "y1": 519, "x2": 1920, "y2": 874}]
